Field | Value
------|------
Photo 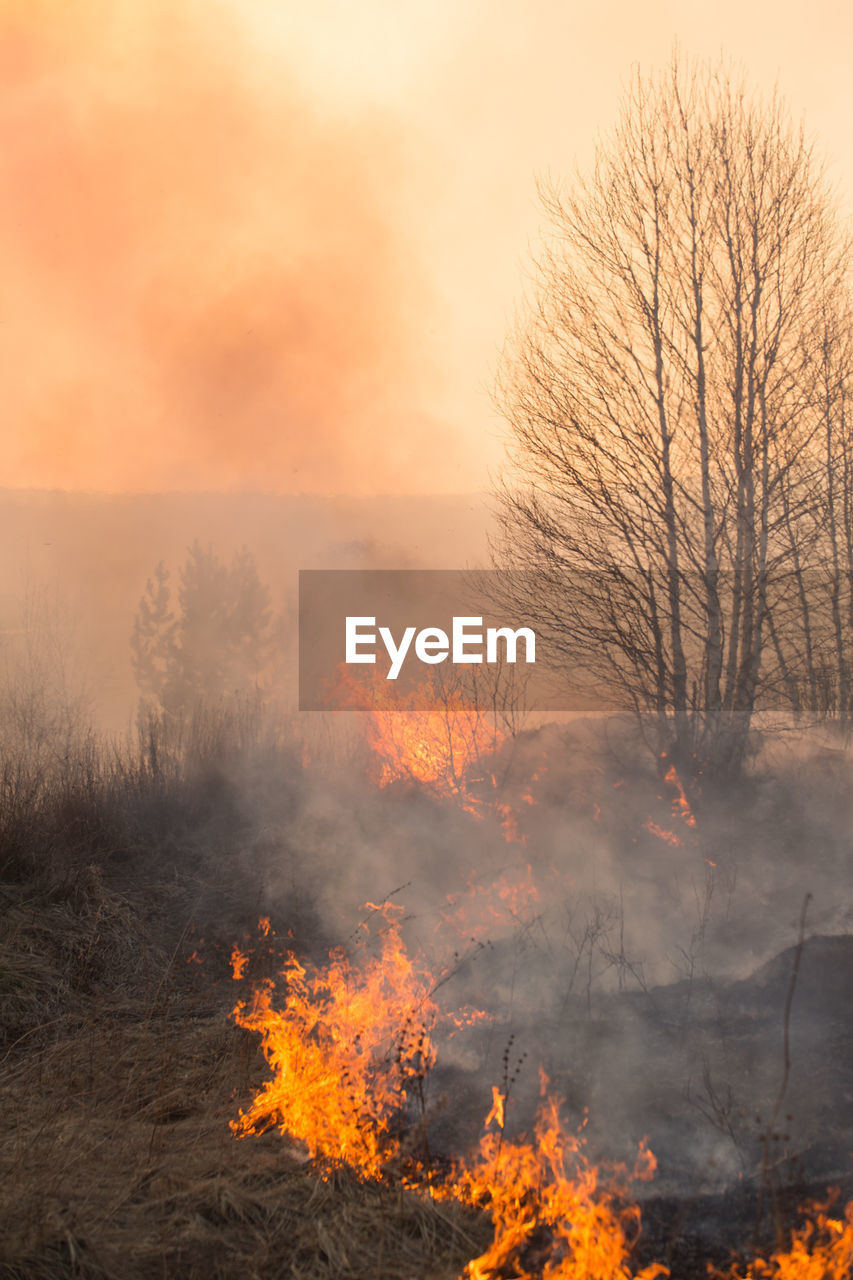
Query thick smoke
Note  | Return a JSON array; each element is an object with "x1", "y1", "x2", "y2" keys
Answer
[{"x1": 0, "y1": 0, "x2": 452, "y2": 493}]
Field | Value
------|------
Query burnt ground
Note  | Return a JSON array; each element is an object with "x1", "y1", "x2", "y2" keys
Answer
[{"x1": 424, "y1": 932, "x2": 853, "y2": 1275}]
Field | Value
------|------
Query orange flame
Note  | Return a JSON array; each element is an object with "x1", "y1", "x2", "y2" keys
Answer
[
  {"x1": 716, "y1": 1197, "x2": 853, "y2": 1279},
  {"x1": 329, "y1": 665, "x2": 546, "y2": 842},
  {"x1": 230, "y1": 903, "x2": 437, "y2": 1180},
  {"x1": 367, "y1": 704, "x2": 501, "y2": 798},
  {"x1": 230, "y1": 911, "x2": 668, "y2": 1277},
  {"x1": 228, "y1": 913, "x2": 850, "y2": 1277},
  {"x1": 440, "y1": 865, "x2": 542, "y2": 942},
  {"x1": 663, "y1": 766, "x2": 697, "y2": 829},
  {"x1": 453, "y1": 1080, "x2": 667, "y2": 1280},
  {"x1": 642, "y1": 819, "x2": 682, "y2": 847}
]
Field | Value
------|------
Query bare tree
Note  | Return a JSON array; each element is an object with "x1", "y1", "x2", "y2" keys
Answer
[{"x1": 495, "y1": 55, "x2": 851, "y2": 781}]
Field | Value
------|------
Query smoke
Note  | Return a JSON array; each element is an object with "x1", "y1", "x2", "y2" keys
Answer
[
  {"x1": 0, "y1": 0, "x2": 452, "y2": 493},
  {"x1": 2, "y1": 2, "x2": 849, "y2": 498},
  {"x1": 239, "y1": 710, "x2": 853, "y2": 1204}
]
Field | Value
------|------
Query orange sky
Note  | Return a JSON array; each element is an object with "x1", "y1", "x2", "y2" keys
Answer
[{"x1": 1, "y1": 0, "x2": 852, "y2": 494}]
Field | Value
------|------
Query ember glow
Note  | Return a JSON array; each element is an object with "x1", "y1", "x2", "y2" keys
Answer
[
  {"x1": 440, "y1": 864, "x2": 542, "y2": 941},
  {"x1": 663, "y1": 766, "x2": 697, "y2": 829},
  {"x1": 641, "y1": 764, "x2": 699, "y2": 847}
]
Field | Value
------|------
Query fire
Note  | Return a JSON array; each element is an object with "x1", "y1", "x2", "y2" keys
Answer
[
  {"x1": 327, "y1": 662, "x2": 503, "y2": 800},
  {"x1": 484, "y1": 1085, "x2": 505, "y2": 1131},
  {"x1": 642, "y1": 819, "x2": 681, "y2": 847},
  {"x1": 641, "y1": 766, "x2": 698, "y2": 846},
  {"x1": 367, "y1": 705, "x2": 499, "y2": 796},
  {"x1": 230, "y1": 911, "x2": 667, "y2": 1278},
  {"x1": 716, "y1": 1197, "x2": 853, "y2": 1279},
  {"x1": 329, "y1": 664, "x2": 546, "y2": 842},
  {"x1": 440, "y1": 864, "x2": 542, "y2": 942},
  {"x1": 230, "y1": 944, "x2": 249, "y2": 980},
  {"x1": 230, "y1": 904, "x2": 438, "y2": 1180},
  {"x1": 367, "y1": 704, "x2": 546, "y2": 846},
  {"x1": 452, "y1": 1078, "x2": 666, "y2": 1280},
  {"x1": 229, "y1": 911, "x2": 851, "y2": 1278},
  {"x1": 663, "y1": 766, "x2": 696, "y2": 828}
]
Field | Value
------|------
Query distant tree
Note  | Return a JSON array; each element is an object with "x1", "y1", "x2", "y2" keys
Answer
[
  {"x1": 131, "y1": 543, "x2": 275, "y2": 717},
  {"x1": 131, "y1": 561, "x2": 176, "y2": 708}
]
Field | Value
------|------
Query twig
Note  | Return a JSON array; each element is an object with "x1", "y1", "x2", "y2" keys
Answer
[{"x1": 754, "y1": 891, "x2": 811, "y2": 1249}]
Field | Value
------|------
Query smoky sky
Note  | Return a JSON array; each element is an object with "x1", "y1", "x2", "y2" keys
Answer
[
  {"x1": 0, "y1": 0, "x2": 457, "y2": 493},
  {"x1": 2, "y1": 0, "x2": 852, "y2": 495}
]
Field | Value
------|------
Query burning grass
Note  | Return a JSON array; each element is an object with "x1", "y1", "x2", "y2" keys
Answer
[
  {"x1": 231, "y1": 903, "x2": 440, "y2": 1180},
  {"x1": 713, "y1": 1196, "x2": 853, "y2": 1279},
  {"x1": 2, "y1": 706, "x2": 853, "y2": 1277},
  {"x1": 227, "y1": 909, "x2": 673, "y2": 1278},
  {"x1": 224, "y1": 896, "x2": 853, "y2": 1280},
  {"x1": 449, "y1": 1090, "x2": 667, "y2": 1280}
]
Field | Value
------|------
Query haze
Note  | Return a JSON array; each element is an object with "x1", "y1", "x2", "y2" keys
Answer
[{"x1": 2, "y1": 0, "x2": 851, "y2": 495}]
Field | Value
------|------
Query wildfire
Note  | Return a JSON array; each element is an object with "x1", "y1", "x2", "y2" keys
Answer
[
  {"x1": 641, "y1": 764, "x2": 698, "y2": 847},
  {"x1": 228, "y1": 910, "x2": 851, "y2": 1278},
  {"x1": 367, "y1": 705, "x2": 548, "y2": 848},
  {"x1": 454, "y1": 1081, "x2": 666, "y2": 1280},
  {"x1": 663, "y1": 766, "x2": 696, "y2": 828},
  {"x1": 230, "y1": 910, "x2": 669, "y2": 1278},
  {"x1": 328, "y1": 663, "x2": 503, "y2": 801},
  {"x1": 230, "y1": 904, "x2": 439, "y2": 1179},
  {"x1": 641, "y1": 819, "x2": 682, "y2": 847},
  {"x1": 367, "y1": 705, "x2": 500, "y2": 797},
  {"x1": 439, "y1": 863, "x2": 543, "y2": 942},
  {"x1": 230, "y1": 944, "x2": 249, "y2": 980},
  {"x1": 327, "y1": 663, "x2": 547, "y2": 843},
  {"x1": 716, "y1": 1197, "x2": 853, "y2": 1279}
]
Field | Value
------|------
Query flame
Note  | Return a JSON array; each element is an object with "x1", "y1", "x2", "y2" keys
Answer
[
  {"x1": 230, "y1": 944, "x2": 249, "y2": 980},
  {"x1": 453, "y1": 1079, "x2": 667, "y2": 1280},
  {"x1": 440, "y1": 864, "x2": 542, "y2": 942},
  {"x1": 230, "y1": 910, "x2": 667, "y2": 1277},
  {"x1": 366, "y1": 703, "x2": 545, "y2": 847},
  {"x1": 229, "y1": 911, "x2": 851, "y2": 1277},
  {"x1": 367, "y1": 702, "x2": 501, "y2": 800},
  {"x1": 716, "y1": 1197, "x2": 853, "y2": 1279},
  {"x1": 640, "y1": 767, "x2": 699, "y2": 846},
  {"x1": 642, "y1": 819, "x2": 682, "y2": 847},
  {"x1": 484, "y1": 1085, "x2": 505, "y2": 1131},
  {"x1": 230, "y1": 903, "x2": 438, "y2": 1180},
  {"x1": 663, "y1": 766, "x2": 696, "y2": 829}
]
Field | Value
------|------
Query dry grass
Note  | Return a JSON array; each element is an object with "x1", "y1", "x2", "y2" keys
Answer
[
  {"x1": 0, "y1": 709, "x2": 491, "y2": 1277},
  {"x1": 0, "y1": 1006, "x2": 489, "y2": 1279}
]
